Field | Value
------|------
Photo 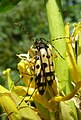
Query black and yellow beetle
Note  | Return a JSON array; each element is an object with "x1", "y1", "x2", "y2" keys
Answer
[
  {"x1": 30, "y1": 38, "x2": 55, "y2": 95},
  {"x1": 17, "y1": 37, "x2": 65, "y2": 96}
]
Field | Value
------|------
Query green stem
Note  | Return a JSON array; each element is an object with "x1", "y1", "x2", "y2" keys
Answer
[
  {"x1": 44, "y1": 0, "x2": 78, "y2": 120},
  {"x1": 45, "y1": 0, "x2": 68, "y2": 96},
  {"x1": 45, "y1": 0, "x2": 64, "y2": 38}
]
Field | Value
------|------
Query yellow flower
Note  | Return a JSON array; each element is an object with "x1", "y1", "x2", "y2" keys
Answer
[{"x1": 17, "y1": 56, "x2": 35, "y2": 88}]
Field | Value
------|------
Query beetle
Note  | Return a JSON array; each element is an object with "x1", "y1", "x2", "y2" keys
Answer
[{"x1": 31, "y1": 38, "x2": 55, "y2": 95}]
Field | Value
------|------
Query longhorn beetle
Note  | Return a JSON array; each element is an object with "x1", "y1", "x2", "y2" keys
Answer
[
  {"x1": 18, "y1": 37, "x2": 66, "y2": 97},
  {"x1": 16, "y1": 36, "x2": 66, "y2": 110},
  {"x1": 32, "y1": 38, "x2": 55, "y2": 95}
]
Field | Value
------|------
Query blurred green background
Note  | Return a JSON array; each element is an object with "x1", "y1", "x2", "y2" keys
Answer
[{"x1": 0, "y1": 0, "x2": 81, "y2": 118}]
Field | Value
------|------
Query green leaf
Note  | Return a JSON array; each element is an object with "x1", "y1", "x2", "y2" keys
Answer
[
  {"x1": 0, "y1": 0, "x2": 21, "y2": 12},
  {"x1": 3, "y1": 68, "x2": 14, "y2": 90},
  {"x1": 0, "y1": 85, "x2": 41, "y2": 120},
  {"x1": 0, "y1": 85, "x2": 22, "y2": 120},
  {"x1": 59, "y1": 101, "x2": 77, "y2": 120}
]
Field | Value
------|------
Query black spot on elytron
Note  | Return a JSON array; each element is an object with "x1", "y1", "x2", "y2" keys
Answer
[
  {"x1": 37, "y1": 82, "x2": 46, "y2": 87},
  {"x1": 36, "y1": 56, "x2": 40, "y2": 60},
  {"x1": 36, "y1": 64, "x2": 40, "y2": 69},
  {"x1": 39, "y1": 89, "x2": 45, "y2": 95},
  {"x1": 48, "y1": 79, "x2": 53, "y2": 86},
  {"x1": 37, "y1": 82, "x2": 47, "y2": 95},
  {"x1": 46, "y1": 55, "x2": 50, "y2": 59},
  {"x1": 41, "y1": 63, "x2": 47, "y2": 69},
  {"x1": 43, "y1": 54, "x2": 45, "y2": 57},
  {"x1": 52, "y1": 62, "x2": 53, "y2": 66},
  {"x1": 45, "y1": 72, "x2": 54, "y2": 78},
  {"x1": 35, "y1": 73, "x2": 41, "y2": 81},
  {"x1": 51, "y1": 54, "x2": 53, "y2": 56}
]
